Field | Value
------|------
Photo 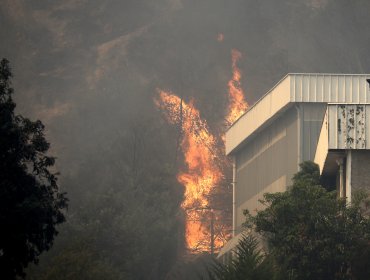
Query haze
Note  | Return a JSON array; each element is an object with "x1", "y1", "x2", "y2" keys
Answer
[{"x1": 1, "y1": 0, "x2": 370, "y2": 279}]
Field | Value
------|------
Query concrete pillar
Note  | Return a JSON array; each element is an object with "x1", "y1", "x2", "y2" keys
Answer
[
  {"x1": 346, "y1": 150, "x2": 352, "y2": 204},
  {"x1": 336, "y1": 158, "x2": 344, "y2": 198}
]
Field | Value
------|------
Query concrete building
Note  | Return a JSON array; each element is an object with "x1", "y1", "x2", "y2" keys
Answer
[{"x1": 219, "y1": 73, "x2": 370, "y2": 259}]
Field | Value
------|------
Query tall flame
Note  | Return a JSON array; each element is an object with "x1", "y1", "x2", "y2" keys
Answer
[
  {"x1": 155, "y1": 49, "x2": 248, "y2": 254},
  {"x1": 226, "y1": 49, "x2": 249, "y2": 125},
  {"x1": 155, "y1": 90, "x2": 225, "y2": 252}
]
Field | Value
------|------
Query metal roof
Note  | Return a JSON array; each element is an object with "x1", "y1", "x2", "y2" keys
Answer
[{"x1": 226, "y1": 73, "x2": 370, "y2": 155}]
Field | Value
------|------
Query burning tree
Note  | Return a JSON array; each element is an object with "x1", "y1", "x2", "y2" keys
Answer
[
  {"x1": 155, "y1": 91, "x2": 225, "y2": 253},
  {"x1": 154, "y1": 49, "x2": 248, "y2": 255}
]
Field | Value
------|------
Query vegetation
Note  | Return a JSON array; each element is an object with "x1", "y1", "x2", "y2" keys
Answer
[
  {"x1": 0, "y1": 59, "x2": 68, "y2": 279},
  {"x1": 1, "y1": 59, "x2": 181, "y2": 280},
  {"x1": 207, "y1": 234, "x2": 275, "y2": 280},
  {"x1": 26, "y1": 118, "x2": 183, "y2": 279},
  {"x1": 208, "y1": 162, "x2": 370, "y2": 280}
]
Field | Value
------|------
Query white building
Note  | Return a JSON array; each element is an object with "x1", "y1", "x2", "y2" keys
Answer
[{"x1": 219, "y1": 73, "x2": 370, "y2": 259}]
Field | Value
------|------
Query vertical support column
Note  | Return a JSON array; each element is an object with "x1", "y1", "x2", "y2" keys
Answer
[
  {"x1": 337, "y1": 158, "x2": 344, "y2": 198},
  {"x1": 346, "y1": 150, "x2": 352, "y2": 204},
  {"x1": 232, "y1": 156, "x2": 236, "y2": 237},
  {"x1": 295, "y1": 105, "x2": 302, "y2": 169}
]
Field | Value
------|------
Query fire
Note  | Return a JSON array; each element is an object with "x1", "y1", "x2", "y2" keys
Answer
[
  {"x1": 154, "y1": 49, "x2": 248, "y2": 254},
  {"x1": 226, "y1": 49, "x2": 249, "y2": 125},
  {"x1": 155, "y1": 90, "x2": 224, "y2": 252}
]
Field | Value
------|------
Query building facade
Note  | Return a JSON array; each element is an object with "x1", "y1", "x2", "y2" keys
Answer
[{"x1": 219, "y1": 73, "x2": 370, "y2": 258}]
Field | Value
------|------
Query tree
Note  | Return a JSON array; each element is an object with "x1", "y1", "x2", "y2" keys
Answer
[
  {"x1": 0, "y1": 58, "x2": 68, "y2": 279},
  {"x1": 206, "y1": 234, "x2": 275, "y2": 280},
  {"x1": 26, "y1": 238, "x2": 121, "y2": 280},
  {"x1": 25, "y1": 117, "x2": 183, "y2": 280},
  {"x1": 249, "y1": 161, "x2": 370, "y2": 280}
]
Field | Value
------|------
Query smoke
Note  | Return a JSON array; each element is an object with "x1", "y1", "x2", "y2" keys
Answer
[{"x1": 1, "y1": 0, "x2": 370, "y2": 276}]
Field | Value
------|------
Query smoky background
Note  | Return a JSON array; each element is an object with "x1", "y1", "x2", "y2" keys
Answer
[{"x1": 1, "y1": 0, "x2": 370, "y2": 279}]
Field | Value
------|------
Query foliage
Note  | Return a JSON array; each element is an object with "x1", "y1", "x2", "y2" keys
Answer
[
  {"x1": 206, "y1": 234, "x2": 275, "y2": 280},
  {"x1": 25, "y1": 118, "x2": 183, "y2": 280},
  {"x1": 248, "y1": 161, "x2": 370, "y2": 280},
  {"x1": 26, "y1": 238, "x2": 121, "y2": 280},
  {"x1": 292, "y1": 160, "x2": 320, "y2": 187},
  {"x1": 0, "y1": 58, "x2": 68, "y2": 279}
]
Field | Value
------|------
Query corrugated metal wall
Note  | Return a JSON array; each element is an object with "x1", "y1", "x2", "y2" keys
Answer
[
  {"x1": 301, "y1": 103, "x2": 327, "y2": 160},
  {"x1": 235, "y1": 107, "x2": 298, "y2": 233},
  {"x1": 291, "y1": 74, "x2": 370, "y2": 103},
  {"x1": 234, "y1": 103, "x2": 326, "y2": 233}
]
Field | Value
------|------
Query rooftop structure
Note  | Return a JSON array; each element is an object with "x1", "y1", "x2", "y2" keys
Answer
[
  {"x1": 227, "y1": 74, "x2": 370, "y2": 155},
  {"x1": 219, "y1": 73, "x2": 370, "y2": 260}
]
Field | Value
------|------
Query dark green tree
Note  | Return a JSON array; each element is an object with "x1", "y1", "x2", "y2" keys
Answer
[
  {"x1": 0, "y1": 59, "x2": 67, "y2": 279},
  {"x1": 206, "y1": 234, "x2": 275, "y2": 280},
  {"x1": 249, "y1": 161, "x2": 370, "y2": 280}
]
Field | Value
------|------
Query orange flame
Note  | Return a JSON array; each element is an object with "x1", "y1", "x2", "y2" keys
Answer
[
  {"x1": 226, "y1": 49, "x2": 249, "y2": 125},
  {"x1": 154, "y1": 49, "x2": 248, "y2": 254},
  {"x1": 155, "y1": 90, "x2": 224, "y2": 252}
]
